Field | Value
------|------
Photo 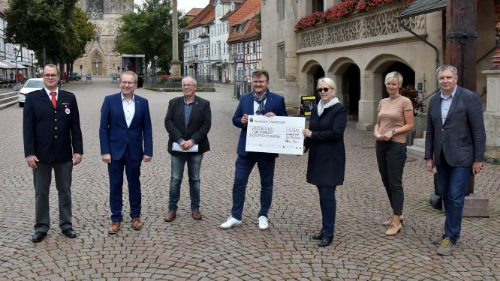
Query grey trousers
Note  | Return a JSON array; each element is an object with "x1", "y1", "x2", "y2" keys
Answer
[{"x1": 33, "y1": 161, "x2": 73, "y2": 233}]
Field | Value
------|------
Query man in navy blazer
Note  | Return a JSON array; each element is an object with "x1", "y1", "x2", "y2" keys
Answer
[
  {"x1": 221, "y1": 69, "x2": 287, "y2": 230},
  {"x1": 425, "y1": 64, "x2": 486, "y2": 256},
  {"x1": 164, "y1": 76, "x2": 211, "y2": 222},
  {"x1": 23, "y1": 64, "x2": 83, "y2": 243},
  {"x1": 99, "y1": 71, "x2": 153, "y2": 234}
]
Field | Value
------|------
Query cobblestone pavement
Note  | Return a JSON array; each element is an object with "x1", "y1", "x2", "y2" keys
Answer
[{"x1": 0, "y1": 78, "x2": 499, "y2": 280}]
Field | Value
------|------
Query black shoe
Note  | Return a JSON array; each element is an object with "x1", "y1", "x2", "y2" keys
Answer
[
  {"x1": 312, "y1": 231, "x2": 324, "y2": 240},
  {"x1": 31, "y1": 232, "x2": 47, "y2": 243},
  {"x1": 318, "y1": 236, "x2": 333, "y2": 247},
  {"x1": 62, "y1": 228, "x2": 77, "y2": 238}
]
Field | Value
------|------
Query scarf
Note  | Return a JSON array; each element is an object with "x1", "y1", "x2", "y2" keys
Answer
[
  {"x1": 317, "y1": 97, "x2": 340, "y2": 117},
  {"x1": 254, "y1": 92, "x2": 267, "y2": 115}
]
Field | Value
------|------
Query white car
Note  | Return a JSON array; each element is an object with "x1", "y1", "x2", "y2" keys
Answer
[{"x1": 18, "y1": 78, "x2": 44, "y2": 107}]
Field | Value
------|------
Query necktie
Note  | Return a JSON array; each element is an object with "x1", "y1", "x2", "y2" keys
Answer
[{"x1": 50, "y1": 92, "x2": 57, "y2": 108}]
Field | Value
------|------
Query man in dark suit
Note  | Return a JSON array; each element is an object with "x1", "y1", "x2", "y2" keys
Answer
[
  {"x1": 164, "y1": 76, "x2": 211, "y2": 222},
  {"x1": 220, "y1": 69, "x2": 287, "y2": 230},
  {"x1": 425, "y1": 64, "x2": 486, "y2": 256},
  {"x1": 23, "y1": 64, "x2": 83, "y2": 243},
  {"x1": 99, "y1": 71, "x2": 153, "y2": 234}
]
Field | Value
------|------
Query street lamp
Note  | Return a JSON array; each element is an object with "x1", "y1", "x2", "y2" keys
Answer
[
  {"x1": 13, "y1": 47, "x2": 18, "y2": 83},
  {"x1": 154, "y1": 55, "x2": 158, "y2": 77},
  {"x1": 30, "y1": 53, "x2": 34, "y2": 78}
]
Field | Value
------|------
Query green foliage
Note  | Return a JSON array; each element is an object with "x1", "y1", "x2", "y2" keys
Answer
[
  {"x1": 5, "y1": 0, "x2": 94, "y2": 66},
  {"x1": 115, "y1": 0, "x2": 188, "y2": 73}
]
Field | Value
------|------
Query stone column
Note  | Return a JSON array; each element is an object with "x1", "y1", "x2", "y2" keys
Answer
[
  {"x1": 483, "y1": 0, "x2": 500, "y2": 161},
  {"x1": 356, "y1": 72, "x2": 377, "y2": 131},
  {"x1": 483, "y1": 70, "x2": 500, "y2": 160},
  {"x1": 170, "y1": 0, "x2": 182, "y2": 76},
  {"x1": 283, "y1": 0, "x2": 300, "y2": 113}
]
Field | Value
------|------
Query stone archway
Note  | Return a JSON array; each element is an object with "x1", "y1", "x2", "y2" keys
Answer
[
  {"x1": 382, "y1": 62, "x2": 415, "y2": 98},
  {"x1": 301, "y1": 60, "x2": 325, "y2": 99},
  {"x1": 328, "y1": 58, "x2": 361, "y2": 121},
  {"x1": 366, "y1": 54, "x2": 413, "y2": 101}
]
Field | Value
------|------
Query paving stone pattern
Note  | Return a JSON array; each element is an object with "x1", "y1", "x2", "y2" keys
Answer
[{"x1": 0, "y1": 79, "x2": 499, "y2": 280}]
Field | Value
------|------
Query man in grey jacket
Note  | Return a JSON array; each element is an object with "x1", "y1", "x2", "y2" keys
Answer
[{"x1": 425, "y1": 64, "x2": 486, "y2": 256}]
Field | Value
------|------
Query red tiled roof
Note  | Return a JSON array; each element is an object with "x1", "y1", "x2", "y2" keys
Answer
[
  {"x1": 227, "y1": 3, "x2": 261, "y2": 43},
  {"x1": 187, "y1": 4, "x2": 215, "y2": 28},
  {"x1": 228, "y1": 15, "x2": 260, "y2": 43},
  {"x1": 185, "y1": 8, "x2": 203, "y2": 17},
  {"x1": 226, "y1": 0, "x2": 260, "y2": 32}
]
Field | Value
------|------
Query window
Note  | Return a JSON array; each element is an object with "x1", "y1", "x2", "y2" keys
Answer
[
  {"x1": 278, "y1": 44, "x2": 285, "y2": 79},
  {"x1": 312, "y1": 0, "x2": 324, "y2": 13}
]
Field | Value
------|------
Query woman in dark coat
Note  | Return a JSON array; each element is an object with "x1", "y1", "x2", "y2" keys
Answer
[{"x1": 303, "y1": 77, "x2": 347, "y2": 247}]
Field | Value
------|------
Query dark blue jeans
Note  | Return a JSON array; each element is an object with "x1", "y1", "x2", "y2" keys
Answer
[
  {"x1": 168, "y1": 153, "x2": 204, "y2": 211},
  {"x1": 317, "y1": 185, "x2": 337, "y2": 237},
  {"x1": 231, "y1": 153, "x2": 276, "y2": 221},
  {"x1": 375, "y1": 141, "x2": 407, "y2": 216},
  {"x1": 108, "y1": 148, "x2": 142, "y2": 223},
  {"x1": 436, "y1": 156, "x2": 471, "y2": 244}
]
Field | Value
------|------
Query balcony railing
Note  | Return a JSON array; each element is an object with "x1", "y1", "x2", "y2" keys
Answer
[{"x1": 297, "y1": 3, "x2": 426, "y2": 51}]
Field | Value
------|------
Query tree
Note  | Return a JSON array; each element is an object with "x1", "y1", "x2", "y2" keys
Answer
[
  {"x1": 115, "y1": 0, "x2": 187, "y2": 73},
  {"x1": 5, "y1": 0, "x2": 94, "y2": 73}
]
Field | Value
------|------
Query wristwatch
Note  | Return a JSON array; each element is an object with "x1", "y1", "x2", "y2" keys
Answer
[{"x1": 391, "y1": 129, "x2": 397, "y2": 136}]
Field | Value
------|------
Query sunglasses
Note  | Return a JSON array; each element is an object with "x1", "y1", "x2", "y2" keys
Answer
[{"x1": 317, "y1": 88, "x2": 331, "y2": 93}]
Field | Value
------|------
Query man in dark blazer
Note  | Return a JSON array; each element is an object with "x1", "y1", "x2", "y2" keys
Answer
[
  {"x1": 23, "y1": 64, "x2": 83, "y2": 243},
  {"x1": 99, "y1": 71, "x2": 153, "y2": 234},
  {"x1": 425, "y1": 64, "x2": 486, "y2": 256},
  {"x1": 220, "y1": 69, "x2": 287, "y2": 230},
  {"x1": 164, "y1": 76, "x2": 211, "y2": 222}
]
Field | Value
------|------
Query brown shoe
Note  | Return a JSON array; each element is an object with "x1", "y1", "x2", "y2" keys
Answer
[
  {"x1": 108, "y1": 222, "x2": 121, "y2": 234},
  {"x1": 385, "y1": 223, "x2": 402, "y2": 236},
  {"x1": 192, "y1": 210, "x2": 202, "y2": 220},
  {"x1": 164, "y1": 210, "x2": 176, "y2": 222},
  {"x1": 131, "y1": 217, "x2": 143, "y2": 230}
]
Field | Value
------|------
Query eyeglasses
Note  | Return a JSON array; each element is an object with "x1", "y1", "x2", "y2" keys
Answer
[
  {"x1": 252, "y1": 80, "x2": 267, "y2": 84},
  {"x1": 43, "y1": 74, "x2": 58, "y2": 78},
  {"x1": 182, "y1": 84, "x2": 195, "y2": 88},
  {"x1": 120, "y1": 81, "x2": 136, "y2": 85},
  {"x1": 317, "y1": 88, "x2": 331, "y2": 93}
]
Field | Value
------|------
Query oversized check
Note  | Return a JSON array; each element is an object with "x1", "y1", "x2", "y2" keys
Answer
[{"x1": 246, "y1": 115, "x2": 306, "y2": 155}]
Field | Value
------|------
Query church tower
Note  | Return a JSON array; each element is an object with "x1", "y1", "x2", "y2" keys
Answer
[{"x1": 75, "y1": 0, "x2": 134, "y2": 77}]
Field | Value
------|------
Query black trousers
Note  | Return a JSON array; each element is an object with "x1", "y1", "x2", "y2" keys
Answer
[
  {"x1": 375, "y1": 141, "x2": 407, "y2": 216},
  {"x1": 33, "y1": 161, "x2": 73, "y2": 233}
]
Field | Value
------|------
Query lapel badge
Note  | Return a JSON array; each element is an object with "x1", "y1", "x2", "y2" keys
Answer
[{"x1": 65, "y1": 108, "x2": 71, "y2": 114}]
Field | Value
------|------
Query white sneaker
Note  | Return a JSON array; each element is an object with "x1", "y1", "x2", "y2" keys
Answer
[
  {"x1": 220, "y1": 216, "x2": 241, "y2": 229},
  {"x1": 258, "y1": 216, "x2": 269, "y2": 230}
]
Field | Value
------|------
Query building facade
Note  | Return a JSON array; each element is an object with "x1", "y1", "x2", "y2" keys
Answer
[
  {"x1": 209, "y1": 0, "x2": 233, "y2": 83},
  {"x1": 74, "y1": 0, "x2": 134, "y2": 77},
  {"x1": 0, "y1": 7, "x2": 36, "y2": 80},
  {"x1": 183, "y1": 4, "x2": 214, "y2": 80},
  {"x1": 261, "y1": 0, "x2": 496, "y2": 132},
  {"x1": 228, "y1": 5, "x2": 261, "y2": 90}
]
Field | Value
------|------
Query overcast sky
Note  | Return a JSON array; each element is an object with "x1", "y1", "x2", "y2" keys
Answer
[{"x1": 134, "y1": 0, "x2": 210, "y2": 13}]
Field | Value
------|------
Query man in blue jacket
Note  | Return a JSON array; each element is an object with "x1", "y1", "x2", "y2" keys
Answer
[
  {"x1": 221, "y1": 70, "x2": 287, "y2": 230},
  {"x1": 425, "y1": 64, "x2": 486, "y2": 256},
  {"x1": 99, "y1": 71, "x2": 153, "y2": 234}
]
